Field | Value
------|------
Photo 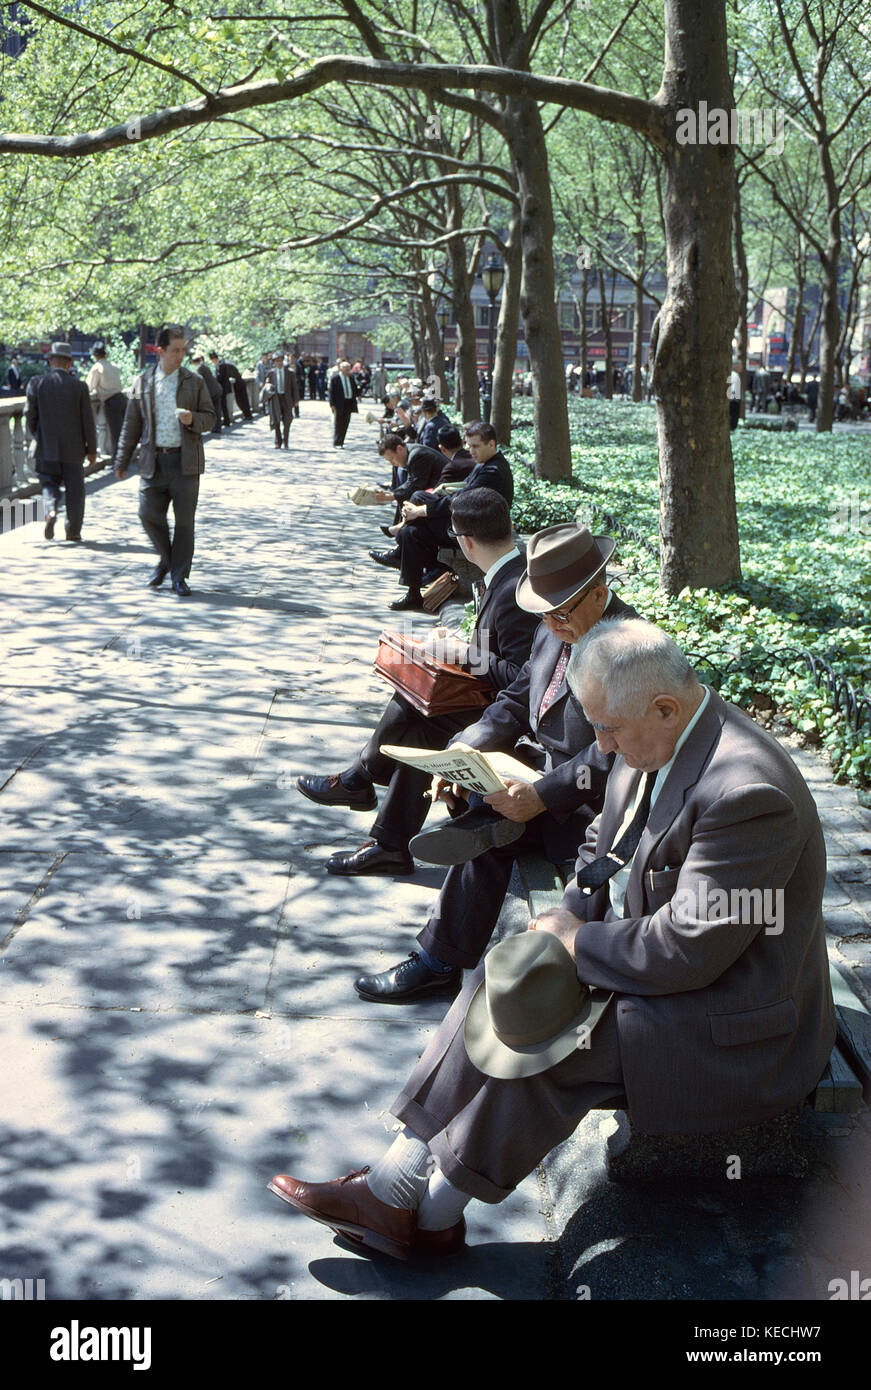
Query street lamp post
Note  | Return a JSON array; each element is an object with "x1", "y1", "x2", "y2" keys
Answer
[{"x1": 481, "y1": 253, "x2": 504, "y2": 423}]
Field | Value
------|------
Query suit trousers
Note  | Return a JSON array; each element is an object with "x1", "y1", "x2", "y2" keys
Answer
[
  {"x1": 418, "y1": 815, "x2": 578, "y2": 970},
  {"x1": 139, "y1": 455, "x2": 200, "y2": 582},
  {"x1": 397, "y1": 515, "x2": 452, "y2": 589},
  {"x1": 352, "y1": 693, "x2": 480, "y2": 852},
  {"x1": 270, "y1": 397, "x2": 294, "y2": 447},
  {"x1": 38, "y1": 460, "x2": 85, "y2": 536},
  {"x1": 391, "y1": 962, "x2": 625, "y2": 1203},
  {"x1": 333, "y1": 403, "x2": 353, "y2": 446},
  {"x1": 233, "y1": 380, "x2": 253, "y2": 420},
  {"x1": 104, "y1": 394, "x2": 128, "y2": 458}
]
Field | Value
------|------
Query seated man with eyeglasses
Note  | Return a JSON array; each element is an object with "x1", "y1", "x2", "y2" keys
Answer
[{"x1": 354, "y1": 522, "x2": 641, "y2": 1004}]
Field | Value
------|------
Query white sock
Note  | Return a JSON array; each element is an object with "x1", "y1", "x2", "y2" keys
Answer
[
  {"x1": 417, "y1": 1166, "x2": 471, "y2": 1231},
  {"x1": 366, "y1": 1128, "x2": 432, "y2": 1210}
]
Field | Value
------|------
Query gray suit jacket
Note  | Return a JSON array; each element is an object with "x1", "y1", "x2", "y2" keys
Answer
[
  {"x1": 563, "y1": 689, "x2": 836, "y2": 1133},
  {"x1": 26, "y1": 369, "x2": 96, "y2": 467},
  {"x1": 114, "y1": 364, "x2": 215, "y2": 478}
]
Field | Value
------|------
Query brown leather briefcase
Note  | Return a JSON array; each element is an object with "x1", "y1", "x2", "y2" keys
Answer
[{"x1": 374, "y1": 629, "x2": 493, "y2": 717}]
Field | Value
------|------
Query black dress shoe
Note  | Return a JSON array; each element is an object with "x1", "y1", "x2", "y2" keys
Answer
[
  {"x1": 355, "y1": 952, "x2": 462, "y2": 1004},
  {"x1": 326, "y1": 841, "x2": 414, "y2": 876},
  {"x1": 44, "y1": 511, "x2": 56, "y2": 539},
  {"x1": 389, "y1": 591, "x2": 426, "y2": 612},
  {"x1": 369, "y1": 548, "x2": 401, "y2": 568},
  {"x1": 379, "y1": 525, "x2": 395, "y2": 538},
  {"x1": 297, "y1": 773, "x2": 377, "y2": 812},
  {"x1": 65, "y1": 531, "x2": 83, "y2": 542},
  {"x1": 147, "y1": 563, "x2": 169, "y2": 588},
  {"x1": 172, "y1": 578, "x2": 192, "y2": 596},
  {"x1": 409, "y1": 806, "x2": 525, "y2": 865}
]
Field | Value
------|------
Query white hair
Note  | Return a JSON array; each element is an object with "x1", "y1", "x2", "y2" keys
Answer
[{"x1": 568, "y1": 618, "x2": 700, "y2": 718}]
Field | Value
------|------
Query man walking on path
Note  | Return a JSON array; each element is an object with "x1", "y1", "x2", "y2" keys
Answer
[
  {"x1": 26, "y1": 341, "x2": 96, "y2": 541},
  {"x1": 114, "y1": 326, "x2": 215, "y2": 596},
  {"x1": 329, "y1": 359, "x2": 359, "y2": 447},
  {"x1": 87, "y1": 342, "x2": 128, "y2": 459}
]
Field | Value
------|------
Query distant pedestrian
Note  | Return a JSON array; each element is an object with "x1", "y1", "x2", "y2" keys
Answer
[
  {"x1": 254, "y1": 351, "x2": 272, "y2": 411},
  {"x1": 6, "y1": 354, "x2": 23, "y2": 393},
  {"x1": 25, "y1": 341, "x2": 96, "y2": 541},
  {"x1": 192, "y1": 354, "x2": 223, "y2": 434},
  {"x1": 329, "y1": 359, "x2": 359, "y2": 447},
  {"x1": 262, "y1": 351, "x2": 300, "y2": 449},
  {"x1": 87, "y1": 342, "x2": 127, "y2": 459},
  {"x1": 806, "y1": 376, "x2": 819, "y2": 424},
  {"x1": 727, "y1": 365, "x2": 742, "y2": 431},
  {"x1": 114, "y1": 326, "x2": 215, "y2": 597}
]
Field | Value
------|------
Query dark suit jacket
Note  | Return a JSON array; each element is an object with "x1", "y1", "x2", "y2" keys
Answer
[
  {"x1": 26, "y1": 369, "x2": 96, "y2": 466},
  {"x1": 392, "y1": 443, "x2": 445, "y2": 502},
  {"x1": 115, "y1": 364, "x2": 215, "y2": 478},
  {"x1": 7, "y1": 366, "x2": 23, "y2": 393},
  {"x1": 464, "y1": 553, "x2": 541, "y2": 690},
  {"x1": 436, "y1": 447, "x2": 475, "y2": 484},
  {"x1": 197, "y1": 363, "x2": 222, "y2": 406},
  {"x1": 329, "y1": 373, "x2": 359, "y2": 413},
  {"x1": 418, "y1": 411, "x2": 450, "y2": 449},
  {"x1": 563, "y1": 689, "x2": 836, "y2": 1134},
  {"x1": 214, "y1": 360, "x2": 241, "y2": 391},
  {"x1": 455, "y1": 593, "x2": 638, "y2": 859},
  {"x1": 423, "y1": 449, "x2": 514, "y2": 520}
]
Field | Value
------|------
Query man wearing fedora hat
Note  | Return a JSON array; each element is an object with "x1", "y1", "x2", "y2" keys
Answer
[
  {"x1": 25, "y1": 342, "x2": 97, "y2": 541},
  {"x1": 262, "y1": 351, "x2": 300, "y2": 449},
  {"x1": 270, "y1": 621, "x2": 834, "y2": 1261},
  {"x1": 353, "y1": 521, "x2": 639, "y2": 1003}
]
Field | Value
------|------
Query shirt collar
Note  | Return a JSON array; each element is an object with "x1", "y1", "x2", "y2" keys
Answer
[
  {"x1": 482, "y1": 546, "x2": 519, "y2": 589},
  {"x1": 652, "y1": 686, "x2": 711, "y2": 801}
]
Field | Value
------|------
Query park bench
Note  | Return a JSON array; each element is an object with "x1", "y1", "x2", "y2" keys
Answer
[{"x1": 515, "y1": 852, "x2": 868, "y2": 1179}]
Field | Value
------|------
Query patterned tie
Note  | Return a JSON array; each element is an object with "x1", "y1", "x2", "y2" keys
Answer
[
  {"x1": 538, "y1": 642, "x2": 571, "y2": 719},
  {"x1": 576, "y1": 773, "x2": 656, "y2": 896}
]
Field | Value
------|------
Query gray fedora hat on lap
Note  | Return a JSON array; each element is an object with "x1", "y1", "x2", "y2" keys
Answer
[
  {"x1": 464, "y1": 932, "x2": 614, "y2": 1080},
  {"x1": 515, "y1": 522, "x2": 615, "y2": 614}
]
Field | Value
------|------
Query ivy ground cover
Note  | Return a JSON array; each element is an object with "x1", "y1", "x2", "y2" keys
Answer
[{"x1": 507, "y1": 400, "x2": 871, "y2": 790}]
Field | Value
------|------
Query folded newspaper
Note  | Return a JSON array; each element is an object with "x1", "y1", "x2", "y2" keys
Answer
[
  {"x1": 379, "y1": 741, "x2": 542, "y2": 796},
  {"x1": 347, "y1": 485, "x2": 386, "y2": 506}
]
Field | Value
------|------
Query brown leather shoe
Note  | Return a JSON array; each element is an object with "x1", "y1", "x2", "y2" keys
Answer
[
  {"x1": 268, "y1": 1166, "x2": 416, "y2": 1261},
  {"x1": 414, "y1": 1218, "x2": 466, "y2": 1257}
]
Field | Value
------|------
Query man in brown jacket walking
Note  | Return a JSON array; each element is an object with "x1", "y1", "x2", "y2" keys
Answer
[{"x1": 114, "y1": 326, "x2": 215, "y2": 596}]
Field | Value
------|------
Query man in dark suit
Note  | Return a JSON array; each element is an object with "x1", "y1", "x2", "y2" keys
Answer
[
  {"x1": 261, "y1": 352, "x2": 300, "y2": 449},
  {"x1": 271, "y1": 621, "x2": 834, "y2": 1261},
  {"x1": 417, "y1": 396, "x2": 451, "y2": 449},
  {"x1": 209, "y1": 352, "x2": 248, "y2": 426},
  {"x1": 329, "y1": 359, "x2": 359, "y2": 446},
  {"x1": 25, "y1": 342, "x2": 97, "y2": 541},
  {"x1": 192, "y1": 355, "x2": 223, "y2": 434},
  {"x1": 353, "y1": 522, "x2": 638, "y2": 1001},
  {"x1": 297, "y1": 490, "x2": 540, "y2": 875},
  {"x1": 434, "y1": 425, "x2": 475, "y2": 483},
  {"x1": 6, "y1": 355, "x2": 23, "y2": 394},
  {"x1": 375, "y1": 420, "x2": 514, "y2": 612},
  {"x1": 115, "y1": 326, "x2": 215, "y2": 595}
]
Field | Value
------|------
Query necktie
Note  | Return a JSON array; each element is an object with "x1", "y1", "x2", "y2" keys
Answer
[
  {"x1": 472, "y1": 579, "x2": 485, "y2": 614},
  {"x1": 576, "y1": 773, "x2": 656, "y2": 896},
  {"x1": 538, "y1": 642, "x2": 571, "y2": 719}
]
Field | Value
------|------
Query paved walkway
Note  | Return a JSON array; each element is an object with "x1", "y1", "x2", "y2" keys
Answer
[{"x1": 1, "y1": 402, "x2": 869, "y2": 1302}]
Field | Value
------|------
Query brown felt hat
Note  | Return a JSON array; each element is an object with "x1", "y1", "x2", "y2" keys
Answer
[
  {"x1": 515, "y1": 522, "x2": 614, "y2": 614},
  {"x1": 464, "y1": 932, "x2": 613, "y2": 1080}
]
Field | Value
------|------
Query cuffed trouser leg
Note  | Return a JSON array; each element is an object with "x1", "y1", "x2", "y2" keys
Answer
[
  {"x1": 391, "y1": 963, "x2": 625, "y2": 1204},
  {"x1": 166, "y1": 463, "x2": 200, "y2": 581},
  {"x1": 62, "y1": 460, "x2": 86, "y2": 536}
]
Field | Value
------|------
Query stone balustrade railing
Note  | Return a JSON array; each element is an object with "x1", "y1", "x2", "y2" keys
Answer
[{"x1": 0, "y1": 397, "x2": 33, "y2": 497}]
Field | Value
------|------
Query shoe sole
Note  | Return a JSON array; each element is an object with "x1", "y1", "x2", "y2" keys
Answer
[
  {"x1": 410, "y1": 819, "x2": 525, "y2": 866},
  {"x1": 296, "y1": 782, "x2": 377, "y2": 812},
  {"x1": 266, "y1": 1182, "x2": 411, "y2": 1261}
]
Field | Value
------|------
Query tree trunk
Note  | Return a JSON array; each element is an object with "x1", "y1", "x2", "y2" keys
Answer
[
  {"x1": 651, "y1": 0, "x2": 741, "y2": 593},
  {"x1": 447, "y1": 228, "x2": 480, "y2": 423},
  {"x1": 505, "y1": 99, "x2": 572, "y2": 481},
  {"x1": 632, "y1": 229, "x2": 645, "y2": 402},
  {"x1": 599, "y1": 264, "x2": 614, "y2": 399},
  {"x1": 733, "y1": 180, "x2": 748, "y2": 418},
  {"x1": 816, "y1": 246, "x2": 840, "y2": 431},
  {"x1": 491, "y1": 204, "x2": 522, "y2": 445},
  {"x1": 421, "y1": 288, "x2": 448, "y2": 403}
]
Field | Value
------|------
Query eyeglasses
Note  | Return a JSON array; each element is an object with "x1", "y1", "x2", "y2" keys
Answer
[{"x1": 543, "y1": 586, "x2": 595, "y2": 624}]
